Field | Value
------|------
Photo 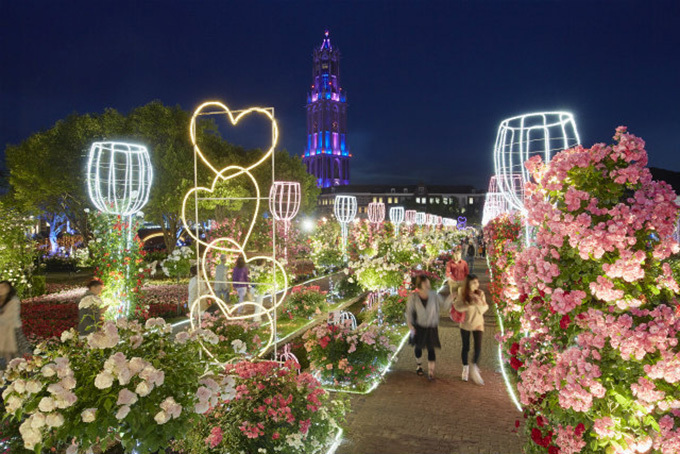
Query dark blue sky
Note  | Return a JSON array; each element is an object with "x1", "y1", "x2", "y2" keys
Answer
[{"x1": 2, "y1": 0, "x2": 679, "y2": 189}]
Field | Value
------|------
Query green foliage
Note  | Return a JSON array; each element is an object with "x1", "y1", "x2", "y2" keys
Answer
[
  {"x1": 0, "y1": 202, "x2": 39, "y2": 297},
  {"x1": 364, "y1": 294, "x2": 407, "y2": 325},
  {"x1": 87, "y1": 211, "x2": 146, "y2": 317},
  {"x1": 281, "y1": 286, "x2": 327, "y2": 320},
  {"x1": 308, "y1": 220, "x2": 343, "y2": 270}
]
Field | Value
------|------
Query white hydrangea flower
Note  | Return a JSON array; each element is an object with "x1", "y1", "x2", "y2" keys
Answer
[{"x1": 81, "y1": 408, "x2": 97, "y2": 423}]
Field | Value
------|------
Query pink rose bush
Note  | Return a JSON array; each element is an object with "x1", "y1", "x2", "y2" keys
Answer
[
  {"x1": 303, "y1": 320, "x2": 397, "y2": 391},
  {"x1": 1, "y1": 318, "x2": 230, "y2": 453},
  {"x1": 492, "y1": 128, "x2": 680, "y2": 454},
  {"x1": 172, "y1": 360, "x2": 348, "y2": 454},
  {"x1": 199, "y1": 311, "x2": 265, "y2": 362},
  {"x1": 281, "y1": 285, "x2": 328, "y2": 320}
]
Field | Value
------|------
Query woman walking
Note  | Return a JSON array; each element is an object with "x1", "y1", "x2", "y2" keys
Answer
[
  {"x1": 405, "y1": 275, "x2": 453, "y2": 381},
  {"x1": 0, "y1": 280, "x2": 30, "y2": 366},
  {"x1": 454, "y1": 274, "x2": 488, "y2": 385},
  {"x1": 232, "y1": 256, "x2": 250, "y2": 314}
]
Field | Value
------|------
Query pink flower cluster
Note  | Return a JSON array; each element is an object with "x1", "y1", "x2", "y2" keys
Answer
[{"x1": 494, "y1": 128, "x2": 680, "y2": 454}]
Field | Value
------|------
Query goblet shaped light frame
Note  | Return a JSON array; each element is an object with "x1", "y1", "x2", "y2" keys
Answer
[
  {"x1": 335, "y1": 195, "x2": 357, "y2": 258},
  {"x1": 425, "y1": 213, "x2": 435, "y2": 226},
  {"x1": 269, "y1": 181, "x2": 301, "y2": 222},
  {"x1": 415, "y1": 212, "x2": 426, "y2": 226},
  {"x1": 493, "y1": 112, "x2": 579, "y2": 212},
  {"x1": 87, "y1": 142, "x2": 153, "y2": 216},
  {"x1": 367, "y1": 202, "x2": 385, "y2": 224},
  {"x1": 389, "y1": 206, "x2": 405, "y2": 235},
  {"x1": 405, "y1": 209, "x2": 417, "y2": 225},
  {"x1": 87, "y1": 141, "x2": 153, "y2": 318},
  {"x1": 435, "y1": 216, "x2": 442, "y2": 227},
  {"x1": 269, "y1": 181, "x2": 301, "y2": 261}
]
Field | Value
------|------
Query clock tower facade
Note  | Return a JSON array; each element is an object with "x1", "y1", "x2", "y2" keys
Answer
[{"x1": 302, "y1": 30, "x2": 350, "y2": 188}]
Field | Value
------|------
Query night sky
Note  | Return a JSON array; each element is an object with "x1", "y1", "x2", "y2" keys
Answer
[{"x1": 2, "y1": 0, "x2": 679, "y2": 190}]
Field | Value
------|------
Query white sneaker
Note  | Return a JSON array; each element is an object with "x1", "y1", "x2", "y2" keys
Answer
[
  {"x1": 461, "y1": 365, "x2": 469, "y2": 382},
  {"x1": 470, "y1": 364, "x2": 484, "y2": 385}
]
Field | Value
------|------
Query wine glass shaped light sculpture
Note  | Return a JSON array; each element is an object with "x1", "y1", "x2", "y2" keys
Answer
[
  {"x1": 493, "y1": 112, "x2": 579, "y2": 213},
  {"x1": 334, "y1": 195, "x2": 357, "y2": 259},
  {"x1": 416, "y1": 212, "x2": 426, "y2": 227},
  {"x1": 367, "y1": 202, "x2": 385, "y2": 224},
  {"x1": 269, "y1": 181, "x2": 301, "y2": 261},
  {"x1": 389, "y1": 206, "x2": 404, "y2": 235},
  {"x1": 426, "y1": 213, "x2": 435, "y2": 227},
  {"x1": 87, "y1": 141, "x2": 153, "y2": 317},
  {"x1": 482, "y1": 175, "x2": 522, "y2": 226},
  {"x1": 405, "y1": 209, "x2": 417, "y2": 225}
]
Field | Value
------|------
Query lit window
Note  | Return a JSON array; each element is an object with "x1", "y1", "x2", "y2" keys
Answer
[
  {"x1": 388, "y1": 197, "x2": 392, "y2": 204},
  {"x1": 379, "y1": 197, "x2": 383, "y2": 203},
  {"x1": 429, "y1": 198, "x2": 434, "y2": 204},
  {"x1": 373, "y1": 197, "x2": 377, "y2": 203},
  {"x1": 443, "y1": 198, "x2": 448, "y2": 205},
  {"x1": 436, "y1": 198, "x2": 440, "y2": 204},
  {"x1": 469, "y1": 197, "x2": 474, "y2": 205}
]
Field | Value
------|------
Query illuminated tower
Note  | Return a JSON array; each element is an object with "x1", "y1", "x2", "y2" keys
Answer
[{"x1": 302, "y1": 30, "x2": 351, "y2": 188}]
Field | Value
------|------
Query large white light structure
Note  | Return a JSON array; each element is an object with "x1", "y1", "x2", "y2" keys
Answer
[
  {"x1": 493, "y1": 112, "x2": 579, "y2": 212},
  {"x1": 269, "y1": 181, "x2": 301, "y2": 260},
  {"x1": 415, "y1": 212, "x2": 426, "y2": 226},
  {"x1": 269, "y1": 181, "x2": 301, "y2": 222},
  {"x1": 443, "y1": 218, "x2": 457, "y2": 229},
  {"x1": 87, "y1": 141, "x2": 153, "y2": 317},
  {"x1": 482, "y1": 175, "x2": 523, "y2": 226},
  {"x1": 334, "y1": 195, "x2": 357, "y2": 258},
  {"x1": 87, "y1": 142, "x2": 153, "y2": 216},
  {"x1": 435, "y1": 216, "x2": 442, "y2": 227},
  {"x1": 367, "y1": 202, "x2": 385, "y2": 224},
  {"x1": 425, "y1": 213, "x2": 435, "y2": 226},
  {"x1": 405, "y1": 209, "x2": 417, "y2": 225},
  {"x1": 389, "y1": 206, "x2": 404, "y2": 234}
]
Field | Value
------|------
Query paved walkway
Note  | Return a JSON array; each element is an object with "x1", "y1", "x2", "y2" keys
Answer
[{"x1": 336, "y1": 258, "x2": 524, "y2": 454}]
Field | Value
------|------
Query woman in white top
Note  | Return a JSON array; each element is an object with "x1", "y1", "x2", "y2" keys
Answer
[
  {"x1": 405, "y1": 275, "x2": 453, "y2": 380},
  {"x1": 453, "y1": 274, "x2": 489, "y2": 385},
  {"x1": 0, "y1": 280, "x2": 23, "y2": 364}
]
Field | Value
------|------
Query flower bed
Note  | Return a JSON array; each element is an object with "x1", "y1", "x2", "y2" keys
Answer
[
  {"x1": 172, "y1": 360, "x2": 348, "y2": 454},
  {"x1": 199, "y1": 312, "x2": 265, "y2": 363},
  {"x1": 281, "y1": 285, "x2": 327, "y2": 320},
  {"x1": 490, "y1": 128, "x2": 680, "y2": 454},
  {"x1": 21, "y1": 302, "x2": 79, "y2": 343},
  {"x1": 303, "y1": 321, "x2": 397, "y2": 392},
  {"x1": 2, "y1": 318, "x2": 229, "y2": 453}
]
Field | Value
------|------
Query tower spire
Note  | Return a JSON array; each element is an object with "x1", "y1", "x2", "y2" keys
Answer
[{"x1": 302, "y1": 30, "x2": 351, "y2": 188}]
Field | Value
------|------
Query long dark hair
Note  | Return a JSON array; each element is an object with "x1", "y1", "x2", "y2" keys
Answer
[
  {"x1": 235, "y1": 257, "x2": 246, "y2": 269},
  {"x1": 0, "y1": 280, "x2": 17, "y2": 307},
  {"x1": 461, "y1": 274, "x2": 479, "y2": 305}
]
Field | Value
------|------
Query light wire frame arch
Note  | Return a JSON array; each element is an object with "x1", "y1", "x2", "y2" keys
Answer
[{"x1": 493, "y1": 111, "x2": 580, "y2": 212}]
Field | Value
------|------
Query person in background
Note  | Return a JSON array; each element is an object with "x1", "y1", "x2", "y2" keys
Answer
[
  {"x1": 405, "y1": 274, "x2": 453, "y2": 381},
  {"x1": 453, "y1": 274, "x2": 489, "y2": 385},
  {"x1": 188, "y1": 265, "x2": 210, "y2": 312},
  {"x1": 0, "y1": 280, "x2": 31, "y2": 366},
  {"x1": 232, "y1": 256, "x2": 250, "y2": 314},
  {"x1": 465, "y1": 240, "x2": 476, "y2": 273},
  {"x1": 214, "y1": 254, "x2": 230, "y2": 302},
  {"x1": 446, "y1": 249, "x2": 468, "y2": 296},
  {"x1": 78, "y1": 279, "x2": 105, "y2": 335}
]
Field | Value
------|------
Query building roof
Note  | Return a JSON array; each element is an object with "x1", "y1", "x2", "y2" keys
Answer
[{"x1": 319, "y1": 183, "x2": 483, "y2": 195}]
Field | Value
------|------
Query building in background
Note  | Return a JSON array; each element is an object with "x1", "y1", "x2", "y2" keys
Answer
[
  {"x1": 302, "y1": 30, "x2": 351, "y2": 188},
  {"x1": 316, "y1": 184, "x2": 485, "y2": 223}
]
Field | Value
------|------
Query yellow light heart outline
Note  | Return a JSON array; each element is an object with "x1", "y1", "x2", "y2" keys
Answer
[
  {"x1": 190, "y1": 101, "x2": 279, "y2": 180},
  {"x1": 189, "y1": 295, "x2": 274, "y2": 363},
  {"x1": 198, "y1": 237, "x2": 289, "y2": 319},
  {"x1": 181, "y1": 165, "x2": 260, "y2": 252}
]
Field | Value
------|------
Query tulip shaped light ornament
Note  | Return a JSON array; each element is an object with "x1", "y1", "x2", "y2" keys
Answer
[
  {"x1": 334, "y1": 195, "x2": 357, "y2": 260},
  {"x1": 269, "y1": 181, "x2": 301, "y2": 261},
  {"x1": 87, "y1": 141, "x2": 153, "y2": 317},
  {"x1": 367, "y1": 202, "x2": 385, "y2": 224},
  {"x1": 405, "y1": 209, "x2": 417, "y2": 225},
  {"x1": 389, "y1": 206, "x2": 405, "y2": 235}
]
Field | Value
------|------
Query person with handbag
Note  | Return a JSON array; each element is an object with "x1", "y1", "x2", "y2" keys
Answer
[
  {"x1": 405, "y1": 274, "x2": 453, "y2": 381},
  {"x1": 0, "y1": 280, "x2": 31, "y2": 367},
  {"x1": 453, "y1": 274, "x2": 488, "y2": 385},
  {"x1": 446, "y1": 249, "x2": 468, "y2": 296}
]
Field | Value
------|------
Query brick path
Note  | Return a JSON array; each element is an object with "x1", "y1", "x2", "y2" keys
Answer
[{"x1": 336, "y1": 258, "x2": 525, "y2": 454}]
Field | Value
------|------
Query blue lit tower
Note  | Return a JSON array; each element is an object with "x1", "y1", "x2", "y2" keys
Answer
[{"x1": 302, "y1": 30, "x2": 350, "y2": 188}]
